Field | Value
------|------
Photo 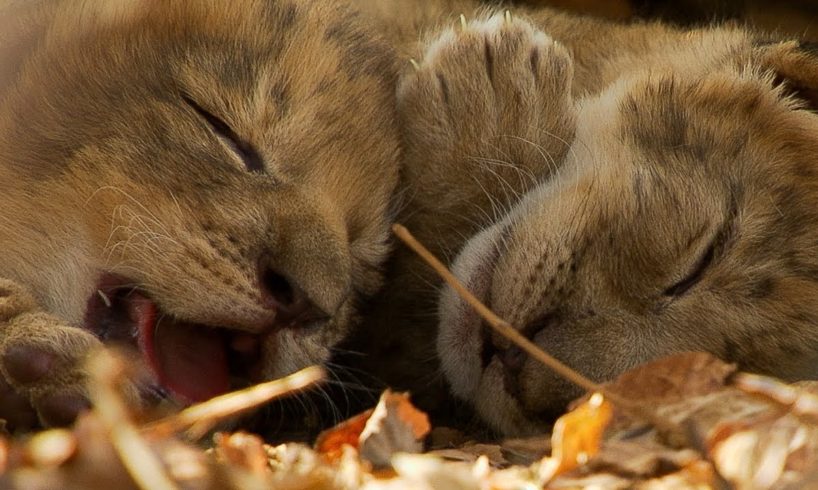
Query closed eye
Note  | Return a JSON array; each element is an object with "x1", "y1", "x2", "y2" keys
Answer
[
  {"x1": 663, "y1": 239, "x2": 716, "y2": 297},
  {"x1": 663, "y1": 191, "x2": 738, "y2": 298},
  {"x1": 182, "y1": 95, "x2": 265, "y2": 174},
  {"x1": 663, "y1": 241, "x2": 716, "y2": 296}
]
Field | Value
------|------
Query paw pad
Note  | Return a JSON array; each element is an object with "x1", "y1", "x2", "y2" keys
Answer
[{"x1": 2, "y1": 344, "x2": 55, "y2": 384}]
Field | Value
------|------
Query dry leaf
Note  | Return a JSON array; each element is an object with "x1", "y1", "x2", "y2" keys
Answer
[
  {"x1": 8, "y1": 346, "x2": 818, "y2": 490},
  {"x1": 585, "y1": 438, "x2": 702, "y2": 479},
  {"x1": 709, "y1": 411, "x2": 818, "y2": 489},
  {"x1": 426, "y1": 428, "x2": 469, "y2": 450},
  {"x1": 315, "y1": 409, "x2": 374, "y2": 463},
  {"x1": 500, "y1": 434, "x2": 551, "y2": 466},
  {"x1": 359, "y1": 391, "x2": 431, "y2": 468},
  {"x1": 315, "y1": 391, "x2": 430, "y2": 469},
  {"x1": 382, "y1": 453, "x2": 480, "y2": 490},
  {"x1": 213, "y1": 432, "x2": 270, "y2": 477},
  {"x1": 429, "y1": 443, "x2": 507, "y2": 466},
  {"x1": 735, "y1": 374, "x2": 818, "y2": 423},
  {"x1": 537, "y1": 392, "x2": 613, "y2": 481},
  {"x1": 598, "y1": 352, "x2": 737, "y2": 413}
]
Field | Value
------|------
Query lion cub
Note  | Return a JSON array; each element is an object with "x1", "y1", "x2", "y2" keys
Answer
[
  {"x1": 0, "y1": 0, "x2": 399, "y2": 429},
  {"x1": 355, "y1": 1, "x2": 818, "y2": 435}
]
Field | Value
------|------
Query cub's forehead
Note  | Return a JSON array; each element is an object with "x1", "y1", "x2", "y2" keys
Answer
[
  {"x1": 39, "y1": 0, "x2": 396, "y2": 87},
  {"x1": 46, "y1": 1, "x2": 302, "y2": 50},
  {"x1": 12, "y1": 0, "x2": 395, "y2": 121},
  {"x1": 611, "y1": 71, "x2": 791, "y2": 173}
]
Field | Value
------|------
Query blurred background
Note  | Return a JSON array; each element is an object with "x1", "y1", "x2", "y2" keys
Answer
[{"x1": 517, "y1": 0, "x2": 818, "y2": 40}]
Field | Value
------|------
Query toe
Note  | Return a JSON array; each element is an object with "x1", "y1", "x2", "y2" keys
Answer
[
  {"x1": 37, "y1": 392, "x2": 91, "y2": 427},
  {"x1": 0, "y1": 375, "x2": 38, "y2": 432}
]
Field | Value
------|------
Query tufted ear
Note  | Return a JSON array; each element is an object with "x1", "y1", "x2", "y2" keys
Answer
[{"x1": 756, "y1": 40, "x2": 818, "y2": 111}]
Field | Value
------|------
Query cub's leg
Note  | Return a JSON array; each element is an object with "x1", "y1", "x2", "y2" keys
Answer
[
  {"x1": 0, "y1": 279, "x2": 104, "y2": 429},
  {"x1": 347, "y1": 13, "x2": 577, "y2": 418},
  {"x1": 397, "y1": 11, "x2": 576, "y2": 244}
]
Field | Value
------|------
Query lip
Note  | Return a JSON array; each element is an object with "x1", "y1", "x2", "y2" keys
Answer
[{"x1": 83, "y1": 273, "x2": 270, "y2": 404}]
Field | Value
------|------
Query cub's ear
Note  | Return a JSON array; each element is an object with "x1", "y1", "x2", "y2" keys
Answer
[{"x1": 755, "y1": 40, "x2": 818, "y2": 111}]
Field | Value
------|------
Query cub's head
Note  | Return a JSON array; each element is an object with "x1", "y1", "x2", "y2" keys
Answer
[
  {"x1": 438, "y1": 36, "x2": 818, "y2": 435},
  {"x1": 0, "y1": 0, "x2": 400, "y2": 402}
]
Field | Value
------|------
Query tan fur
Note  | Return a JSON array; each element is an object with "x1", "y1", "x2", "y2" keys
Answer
[
  {"x1": 0, "y1": 0, "x2": 400, "y2": 428},
  {"x1": 350, "y1": 1, "x2": 818, "y2": 435}
]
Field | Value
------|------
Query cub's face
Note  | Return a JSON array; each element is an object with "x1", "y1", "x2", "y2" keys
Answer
[
  {"x1": 439, "y1": 45, "x2": 818, "y2": 435},
  {"x1": 0, "y1": 0, "x2": 400, "y2": 402}
]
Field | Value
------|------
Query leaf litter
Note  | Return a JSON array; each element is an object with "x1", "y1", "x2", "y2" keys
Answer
[{"x1": 1, "y1": 225, "x2": 818, "y2": 489}]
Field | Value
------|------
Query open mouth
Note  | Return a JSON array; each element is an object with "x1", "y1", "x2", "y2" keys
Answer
[{"x1": 83, "y1": 274, "x2": 267, "y2": 404}]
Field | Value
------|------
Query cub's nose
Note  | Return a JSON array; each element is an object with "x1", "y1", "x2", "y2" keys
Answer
[
  {"x1": 480, "y1": 325, "x2": 527, "y2": 400},
  {"x1": 260, "y1": 268, "x2": 330, "y2": 328}
]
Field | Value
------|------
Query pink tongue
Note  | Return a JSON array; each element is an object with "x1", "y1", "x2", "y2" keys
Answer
[{"x1": 128, "y1": 294, "x2": 231, "y2": 403}]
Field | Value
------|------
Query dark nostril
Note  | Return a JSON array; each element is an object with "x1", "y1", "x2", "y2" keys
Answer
[
  {"x1": 261, "y1": 269, "x2": 296, "y2": 309},
  {"x1": 259, "y1": 268, "x2": 330, "y2": 328}
]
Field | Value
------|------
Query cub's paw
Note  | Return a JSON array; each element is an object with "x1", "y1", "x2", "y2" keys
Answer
[
  {"x1": 0, "y1": 311, "x2": 103, "y2": 429},
  {"x1": 398, "y1": 11, "x2": 575, "y2": 181},
  {"x1": 0, "y1": 283, "x2": 108, "y2": 430}
]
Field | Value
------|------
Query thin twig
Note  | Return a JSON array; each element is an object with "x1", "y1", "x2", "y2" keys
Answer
[
  {"x1": 144, "y1": 365, "x2": 326, "y2": 440},
  {"x1": 392, "y1": 223, "x2": 690, "y2": 445}
]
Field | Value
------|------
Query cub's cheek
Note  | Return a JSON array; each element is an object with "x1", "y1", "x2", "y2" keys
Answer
[{"x1": 437, "y1": 319, "x2": 483, "y2": 401}]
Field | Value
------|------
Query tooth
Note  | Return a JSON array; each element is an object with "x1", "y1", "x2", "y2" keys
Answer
[{"x1": 97, "y1": 290, "x2": 112, "y2": 308}]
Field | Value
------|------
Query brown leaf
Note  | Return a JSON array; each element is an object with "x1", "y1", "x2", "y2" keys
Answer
[
  {"x1": 578, "y1": 352, "x2": 741, "y2": 447},
  {"x1": 601, "y1": 352, "x2": 737, "y2": 409}
]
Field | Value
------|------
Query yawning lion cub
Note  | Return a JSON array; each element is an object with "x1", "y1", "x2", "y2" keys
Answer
[{"x1": 0, "y1": 0, "x2": 399, "y2": 429}]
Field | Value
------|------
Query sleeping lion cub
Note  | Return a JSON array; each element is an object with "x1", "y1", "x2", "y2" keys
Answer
[
  {"x1": 0, "y1": 0, "x2": 399, "y2": 429},
  {"x1": 355, "y1": 1, "x2": 818, "y2": 435}
]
